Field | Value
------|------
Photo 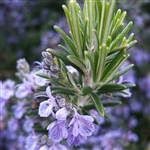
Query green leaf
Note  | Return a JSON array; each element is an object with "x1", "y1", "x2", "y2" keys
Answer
[
  {"x1": 121, "y1": 37, "x2": 127, "y2": 45},
  {"x1": 58, "y1": 45, "x2": 71, "y2": 55},
  {"x1": 101, "y1": 50, "x2": 128, "y2": 83},
  {"x1": 96, "y1": 44, "x2": 108, "y2": 82},
  {"x1": 80, "y1": 86, "x2": 92, "y2": 96},
  {"x1": 109, "y1": 9, "x2": 121, "y2": 34},
  {"x1": 110, "y1": 11, "x2": 126, "y2": 35},
  {"x1": 47, "y1": 51, "x2": 83, "y2": 74},
  {"x1": 103, "y1": 0, "x2": 116, "y2": 43},
  {"x1": 98, "y1": 0, "x2": 106, "y2": 43},
  {"x1": 93, "y1": 29, "x2": 99, "y2": 52},
  {"x1": 82, "y1": 19, "x2": 88, "y2": 53},
  {"x1": 27, "y1": 109, "x2": 38, "y2": 116},
  {"x1": 117, "y1": 11, "x2": 127, "y2": 27},
  {"x1": 119, "y1": 90, "x2": 131, "y2": 96},
  {"x1": 85, "y1": 0, "x2": 95, "y2": 47},
  {"x1": 127, "y1": 40, "x2": 137, "y2": 50},
  {"x1": 62, "y1": 5, "x2": 74, "y2": 39},
  {"x1": 36, "y1": 73, "x2": 64, "y2": 85},
  {"x1": 36, "y1": 73, "x2": 51, "y2": 79},
  {"x1": 110, "y1": 64, "x2": 134, "y2": 81},
  {"x1": 89, "y1": 92, "x2": 105, "y2": 117},
  {"x1": 83, "y1": 101, "x2": 122, "y2": 110},
  {"x1": 128, "y1": 33, "x2": 134, "y2": 42},
  {"x1": 54, "y1": 26, "x2": 77, "y2": 56},
  {"x1": 103, "y1": 101, "x2": 122, "y2": 107},
  {"x1": 70, "y1": 0, "x2": 83, "y2": 57},
  {"x1": 51, "y1": 86, "x2": 76, "y2": 95},
  {"x1": 84, "y1": 51, "x2": 95, "y2": 80},
  {"x1": 46, "y1": 48, "x2": 70, "y2": 65},
  {"x1": 111, "y1": 23, "x2": 124, "y2": 40},
  {"x1": 67, "y1": 72, "x2": 78, "y2": 89},
  {"x1": 110, "y1": 21, "x2": 133, "y2": 51},
  {"x1": 106, "y1": 36, "x2": 112, "y2": 47},
  {"x1": 83, "y1": 103, "x2": 95, "y2": 110},
  {"x1": 108, "y1": 44, "x2": 129, "y2": 55},
  {"x1": 114, "y1": 9, "x2": 121, "y2": 21},
  {"x1": 67, "y1": 55, "x2": 87, "y2": 74},
  {"x1": 36, "y1": 86, "x2": 47, "y2": 91},
  {"x1": 95, "y1": 0, "x2": 102, "y2": 33},
  {"x1": 104, "y1": 112, "x2": 110, "y2": 120},
  {"x1": 57, "y1": 59, "x2": 68, "y2": 74},
  {"x1": 94, "y1": 50, "x2": 99, "y2": 72},
  {"x1": 96, "y1": 84, "x2": 126, "y2": 94},
  {"x1": 123, "y1": 83, "x2": 136, "y2": 88},
  {"x1": 33, "y1": 123, "x2": 47, "y2": 133}
]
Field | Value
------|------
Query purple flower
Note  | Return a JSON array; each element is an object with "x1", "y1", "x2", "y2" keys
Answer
[
  {"x1": 15, "y1": 79, "x2": 33, "y2": 98},
  {"x1": 67, "y1": 108, "x2": 95, "y2": 146},
  {"x1": 47, "y1": 120, "x2": 68, "y2": 142},
  {"x1": 8, "y1": 118, "x2": 18, "y2": 132},
  {"x1": 38, "y1": 87, "x2": 56, "y2": 117},
  {"x1": 25, "y1": 134, "x2": 40, "y2": 150},
  {"x1": 16, "y1": 58, "x2": 30, "y2": 74},
  {"x1": 23, "y1": 116, "x2": 34, "y2": 133},
  {"x1": 56, "y1": 107, "x2": 70, "y2": 120},
  {"x1": 67, "y1": 126, "x2": 87, "y2": 146},
  {"x1": 66, "y1": 65, "x2": 78, "y2": 78},
  {"x1": 127, "y1": 131, "x2": 138, "y2": 142},
  {"x1": 0, "y1": 80, "x2": 15, "y2": 100},
  {"x1": 0, "y1": 100, "x2": 7, "y2": 120},
  {"x1": 12, "y1": 101, "x2": 26, "y2": 119},
  {"x1": 33, "y1": 69, "x2": 47, "y2": 86}
]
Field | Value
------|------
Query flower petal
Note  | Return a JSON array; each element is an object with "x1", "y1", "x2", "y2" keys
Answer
[
  {"x1": 46, "y1": 87, "x2": 54, "y2": 100},
  {"x1": 67, "y1": 128, "x2": 74, "y2": 146},
  {"x1": 56, "y1": 107, "x2": 70, "y2": 120},
  {"x1": 61, "y1": 121, "x2": 68, "y2": 139},
  {"x1": 34, "y1": 70, "x2": 47, "y2": 86},
  {"x1": 48, "y1": 121, "x2": 62, "y2": 142},
  {"x1": 47, "y1": 121, "x2": 55, "y2": 130},
  {"x1": 73, "y1": 134, "x2": 87, "y2": 147},
  {"x1": 78, "y1": 119, "x2": 95, "y2": 136},
  {"x1": 38, "y1": 101, "x2": 53, "y2": 117},
  {"x1": 72, "y1": 122, "x2": 79, "y2": 137},
  {"x1": 15, "y1": 85, "x2": 29, "y2": 98},
  {"x1": 80, "y1": 115, "x2": 94, "y2": 122},
  {"x1": 69, "y1": 117, "x2": 75, "y2": 126}
]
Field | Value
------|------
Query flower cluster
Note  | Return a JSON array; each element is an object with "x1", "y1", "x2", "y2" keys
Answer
[{"x1": 38, "y1": 86, "x2": 95, "y2": 146}]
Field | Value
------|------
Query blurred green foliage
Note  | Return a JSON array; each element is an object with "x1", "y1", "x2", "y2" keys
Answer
[{"x1": 1, "y1": 1, "x2": 65, "y2": 80}]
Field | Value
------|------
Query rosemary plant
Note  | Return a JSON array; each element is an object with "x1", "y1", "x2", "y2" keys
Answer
[{"x1": 35, "y1": 0, "x2": 136, "y2": 148}]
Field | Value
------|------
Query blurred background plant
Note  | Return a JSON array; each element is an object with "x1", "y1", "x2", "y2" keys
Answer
[
  {"x1": 0, "y1": 0, "x2": 150, "y2": 150},
  {"x1": 0, "y1": 0, "x2": 65, "y2": 80}
]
